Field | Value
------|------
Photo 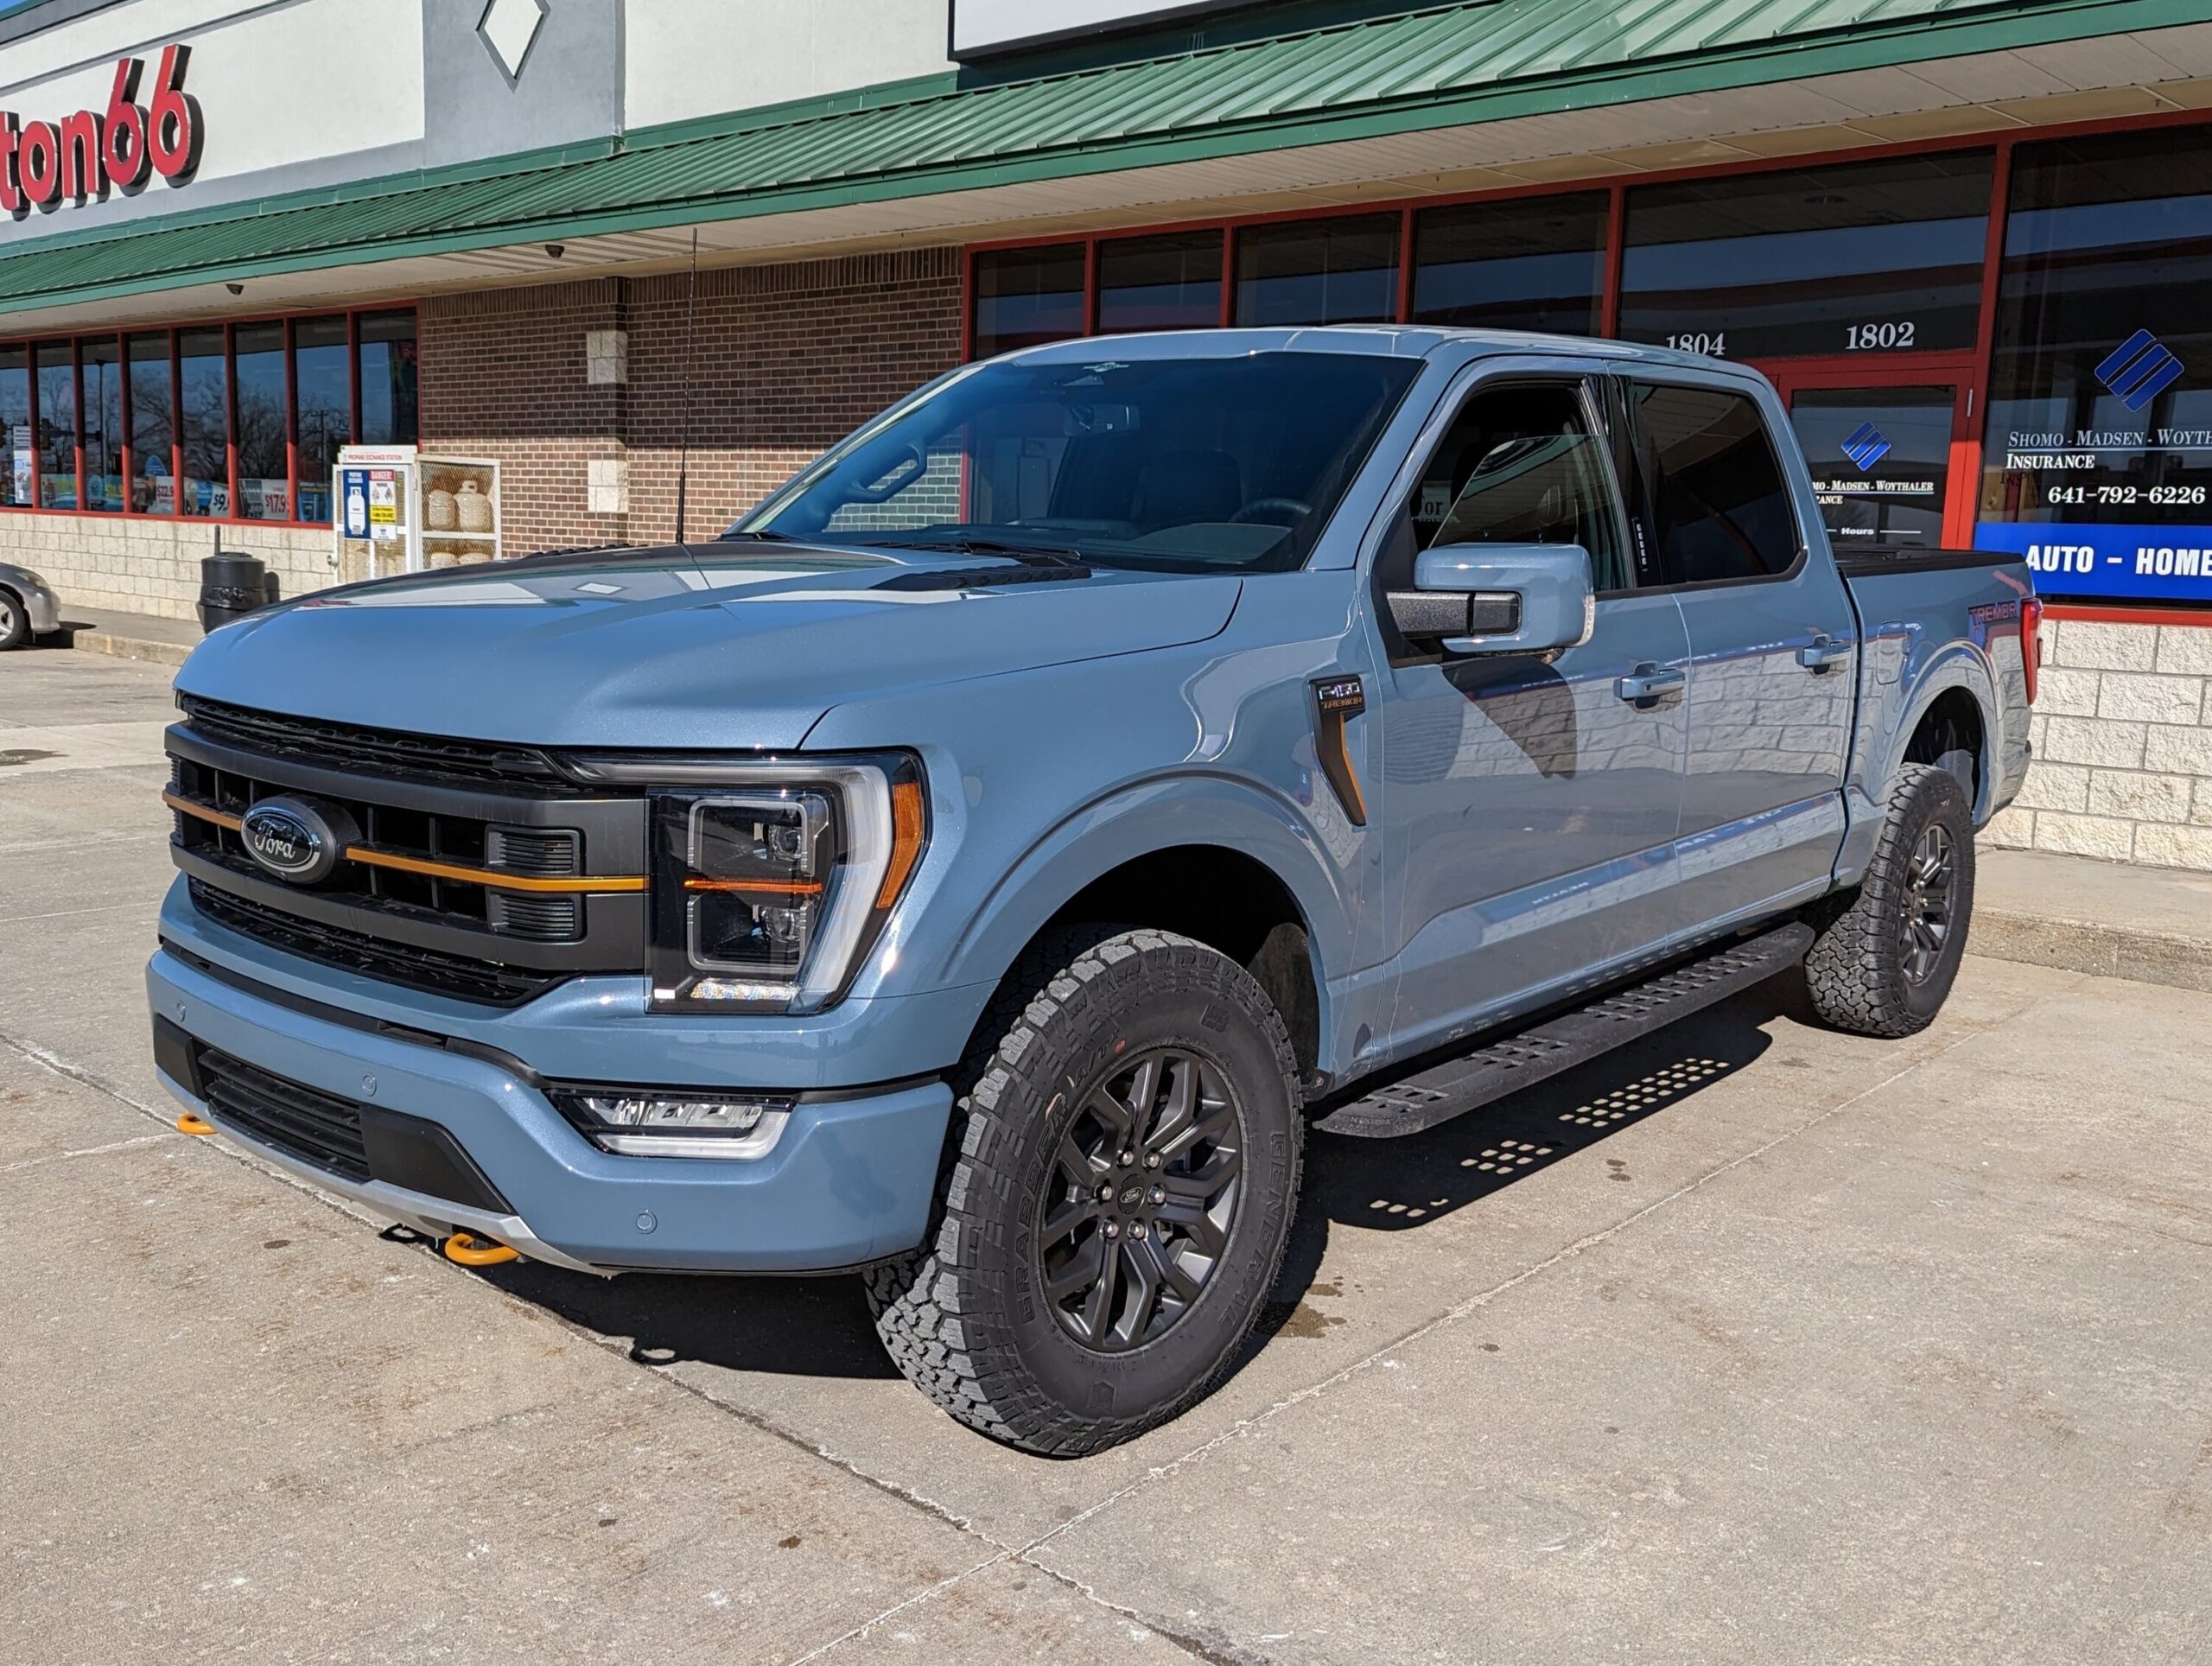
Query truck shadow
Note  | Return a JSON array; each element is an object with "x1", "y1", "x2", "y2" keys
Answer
[
  {"x1": 482, "y1": 978, "x2": 1799, "y2": 1383},
  {"x1": 1251, "y1": 978, "x2": 1795, "y2": 1351}
]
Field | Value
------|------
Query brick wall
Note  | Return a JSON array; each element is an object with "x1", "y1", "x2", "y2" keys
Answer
[
  {"x1": 1987, "y1": 618, "x2": 2212, "y2": 872},
  {"x1": 416, "y1": 247, "x2": 964, "y2": 551}
]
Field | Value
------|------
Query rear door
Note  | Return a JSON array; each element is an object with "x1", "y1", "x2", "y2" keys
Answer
[
  {"x1": 1371, "y1": 368, "x2": 1691, "y2": 1052},
  {"x1": 1626, "y1": 374, "x2": 1857, "y2": 931}
]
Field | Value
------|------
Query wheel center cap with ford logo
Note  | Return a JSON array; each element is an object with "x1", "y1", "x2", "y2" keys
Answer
[{"x1": 239, "y1": 796, "x2": 356, "y2": 885}]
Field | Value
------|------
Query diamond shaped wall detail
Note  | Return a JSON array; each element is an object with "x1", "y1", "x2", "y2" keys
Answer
[{"x1": 479, "y1": 0, "x2": 549, "y2": 85}]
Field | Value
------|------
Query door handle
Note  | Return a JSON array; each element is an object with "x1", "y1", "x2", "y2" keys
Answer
[
  {"x1": 1615, "y1": 664, "x2": 1686, "y2": 703},
  {"x1": 1796, "y1": 634, "x2": 1853, "y2": 672}
]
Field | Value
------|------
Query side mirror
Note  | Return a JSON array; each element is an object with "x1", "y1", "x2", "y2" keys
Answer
[{"x1": 1388, "y1": 543, "x2": 1595, "y2": 656}]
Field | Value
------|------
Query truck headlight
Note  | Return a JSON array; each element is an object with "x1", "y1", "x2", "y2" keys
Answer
[
  {"x1": 567, "y1": 752, "x2": 925, "y2": 1014},
  {"x1": 550, "y1": 1088, "x2": 792, "y2": 1159}
]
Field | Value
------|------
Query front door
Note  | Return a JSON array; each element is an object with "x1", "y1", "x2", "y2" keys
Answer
[
  {"x1": 1373, "y1": 372, "x2": 1691, "y2": 1060},
  {"x1": 1767, "y1": 364, "x2": 1979, "y2": 553}
]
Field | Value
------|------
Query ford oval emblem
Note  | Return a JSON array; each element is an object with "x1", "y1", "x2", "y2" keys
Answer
[{"x1": 239, "y1": 796, "x2": 350, "y2": 885}]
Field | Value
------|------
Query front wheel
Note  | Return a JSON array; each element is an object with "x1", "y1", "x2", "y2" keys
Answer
[
  {"x1": 865, "y1": 926, "x2": 1303, "y2": 1456},
  {"x1": 0, "y1": 589, "x2": 29, "y2": 651},
  {"x1": 1802, "y1": 763, "x2": 1975, "y2": 1038}
]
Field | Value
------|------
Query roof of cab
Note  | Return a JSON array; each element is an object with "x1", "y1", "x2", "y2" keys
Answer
[{"x1": 996, "y1": 325, "x2": 1765, "y2": 378}]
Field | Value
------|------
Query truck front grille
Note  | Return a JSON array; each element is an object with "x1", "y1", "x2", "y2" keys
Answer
[{"x1": 166, "y1": 700, "x2": 650, "y2": 1007}]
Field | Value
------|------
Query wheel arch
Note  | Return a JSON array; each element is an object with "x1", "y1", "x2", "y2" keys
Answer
[{"x1": 938, "y1": 774, "x2": 1354, "y2": 1080}]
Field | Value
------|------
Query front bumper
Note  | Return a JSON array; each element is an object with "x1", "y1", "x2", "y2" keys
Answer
[
  {"x1": 147, "y1": 944, "x2": 953, "y2": 1275},
  {"x1": 14, "y1": 575, "x2": 60, "y2": 634}
]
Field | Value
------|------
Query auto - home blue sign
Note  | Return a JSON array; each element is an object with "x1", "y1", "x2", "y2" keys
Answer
[{"x1": 1974, "y1": 521, "x2": 2212, "y2": 603}]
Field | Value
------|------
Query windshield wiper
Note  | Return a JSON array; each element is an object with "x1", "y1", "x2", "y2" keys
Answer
[
  {"x1": 716, "y1": 528, "x2": 796, "y2": 542},
  {"x1": 859, "y1": 534, "x2": 1088, "y2": 569}
]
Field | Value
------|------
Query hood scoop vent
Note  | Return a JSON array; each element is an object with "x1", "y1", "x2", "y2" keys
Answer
[{"x1": 874, "y1": 563, "x2": 1093, "y2": 593}]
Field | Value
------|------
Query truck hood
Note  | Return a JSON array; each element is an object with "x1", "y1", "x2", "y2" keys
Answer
[{"x1": 173, "y1": 543, "x2": 1243, "y2": 750}]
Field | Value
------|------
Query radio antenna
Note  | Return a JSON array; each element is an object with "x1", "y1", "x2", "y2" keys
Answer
[{"x1": 672, "y1": 227, "x2": 699, "y2": 544}]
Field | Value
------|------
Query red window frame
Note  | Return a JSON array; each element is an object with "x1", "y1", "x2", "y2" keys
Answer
[
  {"x1": 964, "y1": 105, "x2": 2212, "y2": 626},
  {"x1": 4, "y1": 301, "x2": 419, "y2": 531}
]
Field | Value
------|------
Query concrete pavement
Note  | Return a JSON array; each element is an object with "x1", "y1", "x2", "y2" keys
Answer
[{"x1": 3, "y1": 648, "x2": 2207, "y2": 1663}]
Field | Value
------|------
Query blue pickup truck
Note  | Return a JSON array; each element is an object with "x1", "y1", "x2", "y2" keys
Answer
[{"x1": 149, "y1": 329, "x2": 2037, "y2": 1453}]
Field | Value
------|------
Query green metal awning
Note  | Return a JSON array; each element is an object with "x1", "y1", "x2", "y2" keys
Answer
[{"x1": 0, "y1": 0, "x2": 2191, "y2": 315}]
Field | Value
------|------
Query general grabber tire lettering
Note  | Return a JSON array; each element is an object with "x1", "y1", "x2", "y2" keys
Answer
[
  {"x1": 1802, "y1": 763, "x2": 1975, "y2": 1039},
  {"x1": 864, "y1": 925, "x2": 1303, "y2": 1456}
]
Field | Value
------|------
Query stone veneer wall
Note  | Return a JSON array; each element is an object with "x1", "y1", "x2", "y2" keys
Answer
[
  {"x1": 1986, "y1": 618, "x2": 2212, "y2": 873},
  {"x1": 1, "y1": 513, "x2": 331, "y2": 624}
]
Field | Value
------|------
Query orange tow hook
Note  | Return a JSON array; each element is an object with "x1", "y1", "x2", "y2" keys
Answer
[
  {"x1": 175, "y1": 1111, "x2": 217, "y2": 1137},
  {"x1": 442, "y1": 1230, "x2": 521, "y2": 1268}
]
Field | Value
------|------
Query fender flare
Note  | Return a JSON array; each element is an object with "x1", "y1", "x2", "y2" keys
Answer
[
  {"x1": 932, "y1": 768, "x2": 1357, "y2": 1019},
  {"x1": 1881, "y1": 645, "x2": 2000, "y2": 819}
]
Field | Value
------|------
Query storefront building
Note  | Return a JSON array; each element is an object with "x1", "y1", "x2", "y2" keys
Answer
[{"x1": 3, "y1": 0, "x2": 2212, "y2": 868}]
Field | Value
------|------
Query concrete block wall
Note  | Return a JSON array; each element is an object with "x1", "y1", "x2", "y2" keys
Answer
[
  {"x1": 1986, "y1": 619, "x2": 2212, "y2": 873},
  {"x1": 0, "y1": 514, "x2": 328, "y2": 624}
]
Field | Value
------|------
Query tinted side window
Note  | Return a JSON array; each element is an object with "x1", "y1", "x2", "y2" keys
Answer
[
  {"x1": 1633, "y1": 383, "x2": 1798, "y2": 585},
  {"x1": 1387, "y1": 380, "x2": 1632, "y2": 594}
]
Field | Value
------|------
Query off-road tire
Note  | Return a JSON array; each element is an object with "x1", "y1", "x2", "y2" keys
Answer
[
  {"x1": 864, "y1": 925, "x2": 1303, "y2": 1456},
  {"x1": 1803, "y1": 763, "x2": 1975, "y2": 1038}
]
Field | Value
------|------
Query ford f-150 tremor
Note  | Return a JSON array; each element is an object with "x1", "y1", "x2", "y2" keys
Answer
[{"x1": 149, "y1": 328, "x2": 2038, "y2": 1453}]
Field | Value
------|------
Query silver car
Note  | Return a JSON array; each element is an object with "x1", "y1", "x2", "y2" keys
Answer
[{"x1": 0, "y1": 560, "x2": 60, "y2": 649}]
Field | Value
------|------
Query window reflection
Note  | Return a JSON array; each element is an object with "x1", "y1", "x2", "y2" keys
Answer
[
  {"x1": 178, "y1": 327, "x2": 227, "y2": 517},
  {"x1": 233, "y1": 322, "x2": 288, "y2": 521},
  {"x1": 1097, "y1": 232, "x2": 1221, "y2": 334},
  {"x1": 1412, "y1": 194, "x2": 1606, "y2": 335},
  {"x1": 35, "y1": 343, "x2": 73, "y2": 510},
  {"x1": 1619, "y1": 154, "x2": 1992, "y2": 359},
  {"x1": 973, "y1": 246, "x2": 1085, "y2": 357},
  {"x1": 127, "y1": 332, "x2": 174, "y2": 515},
  {"x1": 293, "y1": 315, "x2": 347, "y2": 525},
  {"x1": 1233, "y1": 215, "x2": 1398, "y2": 327}
]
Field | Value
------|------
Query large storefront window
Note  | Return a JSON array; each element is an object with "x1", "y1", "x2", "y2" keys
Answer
[
  {"x1": 1233, "y1": 214, "x2": 1397, "y2": 327},
  {"x1": 1977, "y1": 128, "x2": 2212, "y2": 607},
  {"x1": 1411, "y1": 193, "x2": 1606, "y2": 335},
  {"x1": 973, "y1": 246, "x2": 1085, "y2": 357},
  {"x1": 127, "y1": 333, "x2": 174, "y2": 515},
  {"x1": 178, "y1": 327, "x2": 227, "y2": 517},
  {"x1": 293, "y1": 315, "x2": 347, "y2": 525},
  {"x1": 1618, "y1": 154, "x2": 1992, "y2": 360},
  {"x1": 0, "y1": 347, "x2": 27, "y2": 507},
  {"x1": 81, "y1": 337, "x2": 123, "y2": 512},
  {"x1": 35, "y1": 343, "x2": 73, "y2": 510},
  {"x1": 0, "y1": 308, "x2": 416, "y2": 525},
  {"x1": 1097, "y1": 232, "x2": 1221, "y2": 334},
  {"x1": 359, "y1": 310, "x2": 418, "y2": 446},
  {"x1": 232, "y1": 322, "x2": 289, "y2": 521}
]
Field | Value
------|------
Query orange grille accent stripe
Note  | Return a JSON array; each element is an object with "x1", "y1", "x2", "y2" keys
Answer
[
  {"x1": 165, "y1": 792, "x2": 645, "y2": 894},
  {"x1": 682, "y1": 877, "x2": 825, "y2": 896}
]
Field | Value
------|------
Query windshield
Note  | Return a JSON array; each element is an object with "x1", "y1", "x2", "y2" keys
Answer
[{"x1": 734, "y1": 352, "x2": 1421, "y2": 573}]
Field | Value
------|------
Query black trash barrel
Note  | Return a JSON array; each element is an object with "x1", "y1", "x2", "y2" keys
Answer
[{"x1": 198, "y1": 553, "x2": 270, "y2": 633}]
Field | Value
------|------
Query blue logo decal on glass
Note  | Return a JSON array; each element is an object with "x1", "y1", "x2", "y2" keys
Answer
[
  {"x1": 2095, "y1": 329, "x2": 2185, "y2": 412},
  {"x1": 1840, "y1": 422, "x2": 1891, "y2": 472}
]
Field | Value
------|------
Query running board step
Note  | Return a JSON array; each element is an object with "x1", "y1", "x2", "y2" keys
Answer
[{"x1": 1314, "y1": 921, "x2": 1814, "y2": 1140}]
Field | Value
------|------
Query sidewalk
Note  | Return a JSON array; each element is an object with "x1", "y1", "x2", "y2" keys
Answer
[
  {"x1": 44, "y1": 603, "x2": 201, "y2": 670},
  {"x1": 1974, "y1": 845, "x2": 2212, "y2": 993}
]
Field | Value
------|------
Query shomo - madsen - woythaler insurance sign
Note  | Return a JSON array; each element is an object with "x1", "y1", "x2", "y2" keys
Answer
[{"x1": 1976, "y1": 329, "x2": 2212, "y2": 605}]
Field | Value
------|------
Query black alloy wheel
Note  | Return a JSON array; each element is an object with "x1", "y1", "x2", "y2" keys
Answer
[
  {"x1": 1039, "y1": 1046, "x2": 1243, "y2": 1353},
  {"x1": 1899, "y1": 823, "x2": 1957, "y2": 987}
]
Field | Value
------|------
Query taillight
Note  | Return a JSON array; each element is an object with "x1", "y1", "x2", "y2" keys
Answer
[{"x1": 2020, "y1": 595, "x2": 2044, "y2": 704}]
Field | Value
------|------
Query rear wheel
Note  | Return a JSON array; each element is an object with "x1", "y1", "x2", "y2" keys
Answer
[
  {"x1": 1803, "y1": 763, "x2": 1974, "y2": 1037},
  {"x1": 0, "y1": 589, "x2": 28, "y2": 651},
  {"x1": 865, "y1": 925, "x2": 1302, "y2": 1456}
]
